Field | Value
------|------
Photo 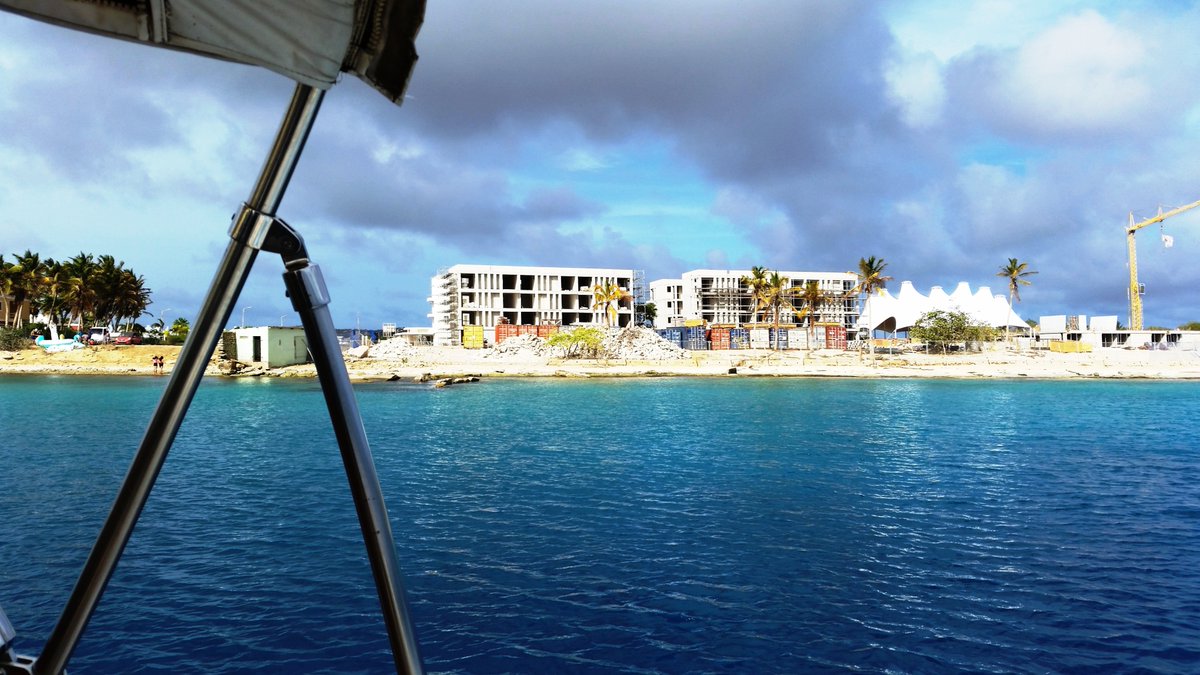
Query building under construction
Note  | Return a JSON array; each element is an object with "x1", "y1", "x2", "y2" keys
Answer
[
  {"x1": 428, "y1": 264, "x2": 636, "y2": 346},
  {"x1": 649, "y1": 269, "x2": 859, "y2": 330}
]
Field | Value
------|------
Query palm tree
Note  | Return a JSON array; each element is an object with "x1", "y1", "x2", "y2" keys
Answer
[
  {"x1": 740, "y1": 266, "x2": 769, "y2": 324},
  {"x1": 795, "y1": 280, "x2": 830, "y2": 349},
  {"x1": 757, "y1": 272, "x2": 797, "y2": 351},
  {"x1": 62, "y1": 252, "x2": 98, "y2": 330},
  {"x1": 997, "y1": 257, "x2": 1037, "y2": 342},
  {"x1": 591, "y1": 282, "x2": 631, "y2": 327},
  {"x1": 9, "y1": 250, "x2": 46, "y2": 328},
  {"x1": 111, "y1": 271, "x2": 151, "y2": 332},
  {"x1": 851, "y1": 256, "x2": 892, "y2": 355},
  {"x1": 0, "y1": 255, "x2": 13, "y2": 327},
  {"x1": 91, "y1": 254, "x2": 128, "y2": 328},
  {"x1": 32, "y1": 258, "x2": 69, "y2": 332}
]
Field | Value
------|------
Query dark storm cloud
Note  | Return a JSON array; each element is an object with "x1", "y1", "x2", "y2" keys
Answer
[
  {"x1": 288, "y1": 121, "x2": 608, "y2": 253},
  {"x1": 405, "y1": 1, "x2": 908, "y2": 182}
]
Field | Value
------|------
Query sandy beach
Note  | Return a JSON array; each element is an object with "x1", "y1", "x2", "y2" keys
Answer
[{"x1": 3, "y1": 342, "x2": 1199, "y2": 381}]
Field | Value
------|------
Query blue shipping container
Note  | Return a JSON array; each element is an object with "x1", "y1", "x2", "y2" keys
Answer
[{"x1": 657, "y1": 328, "x2": 684, "y2": 346}]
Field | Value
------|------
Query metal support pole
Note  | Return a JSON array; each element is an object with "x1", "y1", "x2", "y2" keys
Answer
[
  {"x1": 280, "y1": 249, "x2": 424, "y2": 674},
  {"x1": 33, "y1": 83, "x2": 325, "y2": 675}
]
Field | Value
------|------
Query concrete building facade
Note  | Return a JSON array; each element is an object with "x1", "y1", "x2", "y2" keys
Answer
[
  {"x1": 649, "y1": 269, "x2": 859, "y2": 330},
  {"x1": 429, "y1": 264, "x2": 635, "y2": 346},
  {"x1": 230, "y1": 326, "x2": 310, "y2": 367}
]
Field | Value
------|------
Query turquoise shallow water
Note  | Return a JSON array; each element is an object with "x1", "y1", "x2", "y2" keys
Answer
[{"x1": 1, "y1": 375, "x2": 1198, "y2": 673}]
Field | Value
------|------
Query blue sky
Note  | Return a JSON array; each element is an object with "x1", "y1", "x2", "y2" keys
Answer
[{"x1": 3, "y1": 1, "x2": 1200, "y2": 329}]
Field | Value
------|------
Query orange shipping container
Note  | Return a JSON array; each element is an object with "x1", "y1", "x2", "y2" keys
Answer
[
  {"x1": 710, "y1": 327, "x2": 731, "y2": 350},
  {"x1": 494, "y1": 324, "x2": 520, "y2": 344}
]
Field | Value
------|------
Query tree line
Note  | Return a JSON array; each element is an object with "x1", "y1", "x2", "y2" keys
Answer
[
  {"x1": 738, "y1": 256, "x2": 1038, "y2": 351},
  {"x1": 1, "y1": 250, "x2": 151, "y2": 333}
]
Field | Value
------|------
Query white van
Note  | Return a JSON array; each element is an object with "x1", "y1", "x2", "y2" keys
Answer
[{"x1": 87, "y1": 326, "x2": 112, "y2": 344}]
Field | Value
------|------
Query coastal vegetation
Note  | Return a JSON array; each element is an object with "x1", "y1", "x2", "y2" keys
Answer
[
  {"x1": 168, "y1": 317, "x2": 191, "y2": 345},
  {"x1": 740, "y1": 266, "x2": 769, "y2": 323},
  {"x1": 852, "y1": 256, "x2": 892, "y2": 355},
  {"x1": 0, "y1": 326, "x2": 28, "y2": 351},
  {"x1": 997, "y1": 258, "x2": 1037, "y2": 341},
  {"x1": 794, "y1": 280, "x2": 830, "y2": 348},
  {"x1": 591, "y1": 282, "x2": 631, "y2": 327},
  {"x1": 910, "y1": 310, "x2": 997, "y2": 353},
  {"x1": 757, "y1": 271, "x2": 796, "y2": 351},
  {"x1": 545, "y1": 326, "x2": 604, "y2": 358},
  {"x1": 1, "y1": 250, "x2": 151, "y2": 334}
]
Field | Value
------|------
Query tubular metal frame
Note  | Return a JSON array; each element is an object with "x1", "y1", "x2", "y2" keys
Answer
[{"x1": 1, "y1": 83, "x2": 423, "y2": 675}]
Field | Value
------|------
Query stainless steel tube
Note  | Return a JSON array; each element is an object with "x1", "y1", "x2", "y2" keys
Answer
[
  {"x1": 34, "y1": 83, "x2": 325, "y2": 675},
  {"x1": 284, "y1": 263, "x2": 425, "y2": 674}
]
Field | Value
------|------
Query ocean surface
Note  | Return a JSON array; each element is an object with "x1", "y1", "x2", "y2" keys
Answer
[{"x1": 1, "y1": 375, "x2": 1198, "y2": 674}]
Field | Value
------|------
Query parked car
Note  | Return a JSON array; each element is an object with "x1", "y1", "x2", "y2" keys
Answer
[
  {"x1": 87, "y1": 326, "x2": 111, "y2": 344},
  {"x1": 113, "y1": 334, "x2": 143, "y2": 345}
]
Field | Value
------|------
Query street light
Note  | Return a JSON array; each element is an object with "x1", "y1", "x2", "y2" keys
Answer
[{"x1": 241, "y1": 306, "x2": 252, "y2": 328}]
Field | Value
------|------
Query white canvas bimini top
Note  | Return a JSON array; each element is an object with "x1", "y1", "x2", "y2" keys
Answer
[{"x1": 0, "y1": 0, "x2": 424, "y2": 102}]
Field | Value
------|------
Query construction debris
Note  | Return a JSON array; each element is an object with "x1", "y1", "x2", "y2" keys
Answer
[
  {"x1": 485, "y1": 334, "x2": 552, "y2": 358},
  {"x1": 601, "y1": 326, "x2": 688, "y2": 360},
  {"x1": 369, "y1": 338, "x2": 420, "y2": 360}
]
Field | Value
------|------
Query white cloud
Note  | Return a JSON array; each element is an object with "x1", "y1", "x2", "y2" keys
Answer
[
  {"x1": 886, "y1": 50, "x2": 945, "y2": 128},
  {"x1": 558, "y1": 148, "x2": 610, "y2": 172},
  {"x1": 1000, "y1": 11, "x2": 1149, "y2": 134}
]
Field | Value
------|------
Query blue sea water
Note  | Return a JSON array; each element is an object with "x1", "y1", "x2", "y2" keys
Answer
[{"x1": 1, "y1": 375, "x2": 1198, "y2": 674}]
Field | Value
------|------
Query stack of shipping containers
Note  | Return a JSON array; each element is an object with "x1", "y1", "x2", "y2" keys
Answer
[{"x1": 492, "y1": 324, "x2": 560, "y2": 344}]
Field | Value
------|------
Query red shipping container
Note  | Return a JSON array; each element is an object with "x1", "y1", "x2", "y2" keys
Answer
[
  {"x1": 518, "y1": 324, "x2": 537, "y2": 336},
  {"x1": 494, "y1": 324, "x2": 520, "y2": 344},
  {"x1": 536, "y1": 324, "x2": 559, "y2": 338},
  {"x1": 824, "y1": 325, "x2": 848, "y2": 350},
  {"x1": 710, "y1": 327, "x2": 731, "y2": 350}
]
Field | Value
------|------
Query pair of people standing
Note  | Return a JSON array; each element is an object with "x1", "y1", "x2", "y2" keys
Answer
[{"x1": 151, "y1": 354, "x2": 166, "y2": 374}]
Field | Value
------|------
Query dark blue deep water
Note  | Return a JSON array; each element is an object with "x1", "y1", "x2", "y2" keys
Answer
[{"x1": 1, "y1": 376, "x2": 1198, "y2": 674}]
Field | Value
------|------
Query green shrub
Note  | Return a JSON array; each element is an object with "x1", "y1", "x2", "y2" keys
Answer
[
  {"x1": 546, "y1": 327, "x2": 605, "y2": 358},
  {"x1": 910, "y1": 310, "x2": 996, "y2": 354},
  {"x1": 0, "y1": 326, "x2": 33, "y2": 351}
]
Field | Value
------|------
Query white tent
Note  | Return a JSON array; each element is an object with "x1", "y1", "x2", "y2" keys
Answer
[{"x1": 858, "y1": 281, "x2": 1025, "y2": 334}]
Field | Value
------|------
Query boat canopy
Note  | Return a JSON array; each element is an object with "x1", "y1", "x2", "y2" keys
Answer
[{"x1": 0, "y1": 0, "x2": 424, "y2": 102}]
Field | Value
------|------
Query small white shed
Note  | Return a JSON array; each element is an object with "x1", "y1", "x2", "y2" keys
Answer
[{"x1": 232, "y1": 327, "x2": 310, "y2": 368}]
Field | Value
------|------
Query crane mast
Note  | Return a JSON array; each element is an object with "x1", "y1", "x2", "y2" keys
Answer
[{"x1": 1126, "y1": 198, "x2": 1200, "y2": 330}]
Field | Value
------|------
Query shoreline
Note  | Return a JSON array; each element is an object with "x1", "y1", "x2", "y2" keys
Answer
[{"x1": 3, "y1": 344, "x2": 1200, "y2": 381}]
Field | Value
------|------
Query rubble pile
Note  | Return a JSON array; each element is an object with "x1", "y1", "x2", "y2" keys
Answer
[
  {"x1": 369, "y1": 338, "x2": 419, "y2": 360},
  {"x1": 485, "y1": 334, "x2": 551, "y2": 358},
  {"x1": 601, "y1": 326, "x2": 688, "y2": 360}
]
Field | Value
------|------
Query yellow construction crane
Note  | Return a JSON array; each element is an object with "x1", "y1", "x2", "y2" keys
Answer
[{"x1": 1126, "y1": 198, "x2": 1200, "y2": 330}]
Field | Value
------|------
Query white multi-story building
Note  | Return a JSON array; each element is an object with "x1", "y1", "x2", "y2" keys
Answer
[
  {"x1": 428, "y1": 264, "x2": 635, "y2": 346},
  {"x1": 648, "y1": 279, "x2": 686, "y2": 327},
  {"x1": 649, "y1": 269, "x2": 859, "y2": 329}
]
